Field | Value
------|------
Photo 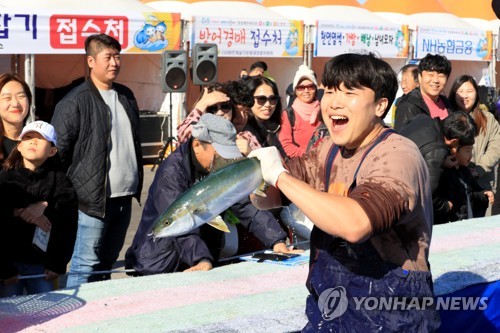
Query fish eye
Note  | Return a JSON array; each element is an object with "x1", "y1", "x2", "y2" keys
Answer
[{"x1": 164, "y1": 218, "x2": 172, "y2": 226}]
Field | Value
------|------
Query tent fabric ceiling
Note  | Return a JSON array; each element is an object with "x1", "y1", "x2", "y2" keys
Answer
[
  {"x1": 463, "y1": 18, "x2": 498, "y2": 32},
  {"x1": 142, "y1": 0, "x2": 499, "y2": 21},
  {"x1": 188, "y1": 1, "x2": 288, "y2": 19},
  {"x1": 309, "y1": 5, "x2": 393, "y2": 24},
  {"x1": 0, "y1": 0, "x2": 152, "y2": 11},
  {"x1": 146, "y1": 0, "x2": 289, "y2": 19},
  {"x1": 438, "y1": 0, "x2": 497, "y2": 21},
  {"x1": 363, "y1": 0, "x2": 447, "y2": 15},
  {"x1": 142, "y1": 0, "x2": 363, "y2": 7},
  {"x1": 373, "y1": 12, "x2": 410, "y2": 26},
  {"x1": 268, "y1": 6, "x2": 313, "y2": 24},
  {"x1": 268, "y1": 4, "x2": 393, "y2": 26},
  {"x1": 409, "y1": 12, "x2": 480, "y2": 30},
  {"x1": 141, "y1": 0, "x2": 194, "y2": 19}
]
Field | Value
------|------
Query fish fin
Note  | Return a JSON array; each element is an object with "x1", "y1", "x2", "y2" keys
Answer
[
  {"x1": 207, "y1": 215, "x2": 230, "y2": 233},
  {"x1": 253, "y1": 181, "x2": 268, "y2": 197}
]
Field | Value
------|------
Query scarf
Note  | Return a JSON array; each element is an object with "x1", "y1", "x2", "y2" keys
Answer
[{"x1": 291, "y1": 98, "x2": 320, "y2": 125}]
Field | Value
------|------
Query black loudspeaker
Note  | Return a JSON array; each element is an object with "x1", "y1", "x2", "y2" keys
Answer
[
  {"x1": 139, "y1": 111, "x2": 169, "y2": 163},
  {"x1": 161, "y1": 50, "x2": 188, "y2": 93},
  {"x1": 192, "y1": 43, "x2": 218, "y2": 85}
]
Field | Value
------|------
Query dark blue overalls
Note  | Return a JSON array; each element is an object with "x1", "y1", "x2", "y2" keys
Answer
[{"x1": 302, "y1": 129, "x2": 441, "y2": 332}]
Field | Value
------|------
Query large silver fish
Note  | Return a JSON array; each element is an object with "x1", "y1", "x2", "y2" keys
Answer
[{"x1": 151, "y1": 157, "x2": 264, "y2": 239}]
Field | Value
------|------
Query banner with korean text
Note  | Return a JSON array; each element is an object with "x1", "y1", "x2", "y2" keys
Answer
[
  {"x1": 415, "y1": 26, "x2": 492, "y2": 61},
  {"x1": 0, "y1": 10, "x2": 181, "y2": 54},
  {"x1": 192, "y1": 16, "x2": 303, "y2": 57},
  {"x1": 315, "y1": 21, "x2": 409, "y2": 58}
]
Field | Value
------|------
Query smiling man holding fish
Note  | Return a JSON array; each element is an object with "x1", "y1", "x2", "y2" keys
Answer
[
  {"x1": 125, "y1": 114, "x2": 296, "y2": 274},
  {"x1": 249, "y1": 53, "x2": 440, "y2": 332}
]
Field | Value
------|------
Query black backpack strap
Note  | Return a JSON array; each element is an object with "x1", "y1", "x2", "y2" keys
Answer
[{"x1": 285, "y1": 106, "x2": 299, "y2": 147}]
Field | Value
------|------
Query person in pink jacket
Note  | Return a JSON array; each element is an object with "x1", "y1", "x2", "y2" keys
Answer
[{"x1": 279, "y1": 65, "x2": 322, "y2": 158}]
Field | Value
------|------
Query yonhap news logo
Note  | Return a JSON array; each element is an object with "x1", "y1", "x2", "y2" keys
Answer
[
  {"x1": 318, "y1": 287, "x2": 348, "y2": 320},
  {"x1": 318, "y1": 287, "x2": 488, "y2": 320}
]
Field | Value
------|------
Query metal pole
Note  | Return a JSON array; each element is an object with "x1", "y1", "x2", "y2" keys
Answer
[{"x1": 24, "y1": 54, "x2": 36, "y2": 123}]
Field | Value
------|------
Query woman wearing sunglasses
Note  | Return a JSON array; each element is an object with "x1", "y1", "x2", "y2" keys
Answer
[
  {"x1": 244, "y1": 76, "x2": 285, "y2": 156},
  {"x1": 279, "y1": 65, "x2": 322, "y2": 158},
  {"x1": 177, "y1": 82, "x2": 260, "y2": 156}
]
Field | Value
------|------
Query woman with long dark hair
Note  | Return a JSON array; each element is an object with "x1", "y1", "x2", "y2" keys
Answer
[
  {"x1": 244, "y1": 76, "x2": 285, "y2": 156},
  {"x1": 448, "y1": 75, "x2": 500, "y2": 215}
]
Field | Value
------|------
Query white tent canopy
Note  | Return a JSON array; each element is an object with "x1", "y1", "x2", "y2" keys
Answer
[
  {"x1": 310, "y1": 5, "x2": 395, "y2": 24},
  {"x1": 409, "y1": 12, "x2": 482, "y2": 30},
  {"x1": 146, "y1": 0, "x2": 290, "y2": 20},
  {"x1": 140, "y1": 0, "x2": 192, "y2": 20},
  {"x1": 0, "y1": 0, "x2": 151, "y2": 11},
  {"x1": 0, "y1": 0, "x2": 166, "y2": 114},
  {"x1": 268, "y1": 6, "x2": 313, "y2": 25},
  {"x1": 269, "y1": 5, "x2": 396, "y2": 26},
  {"x1": 189, "y1": 1, "x2": 287, "y2": 19},
  {"x1": 374, "y1": 12, "x2": 411, "y2": 26},
  {"x1": 463, "y1": 18, "x2": 497, "y2": 32}
]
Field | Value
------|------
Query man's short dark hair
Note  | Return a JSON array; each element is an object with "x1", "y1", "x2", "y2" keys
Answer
[
  {"x1": 250, "y1": 61, "x2": 267, "y2": 72},
  {"x1": 225, "y1": 80, "x2": 254, "y2": 108},
  {"x1": 400, "y1": 64, "x2": 419, "y2": 84},
  {"x1": 442, "y1": 110, "x2": 476, "y2": 146},
  {"x1": 85, "y1": 33, "x2": 122, "y2": 57},
  {"x1": 322, "y1": 53, "x2": 398, "y2": 118},
  {"x1": 418, "y1": 53, "x2": 452, "y2": 77}
]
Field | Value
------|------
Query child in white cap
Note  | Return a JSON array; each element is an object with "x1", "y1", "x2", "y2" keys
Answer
[{"x1": 0, "y1": 121, "x2": 78, "y2": 297}]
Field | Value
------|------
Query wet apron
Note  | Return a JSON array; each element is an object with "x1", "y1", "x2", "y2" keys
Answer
[{"x1": 302, "y1": 129, "x2": 440, "y2": 333}]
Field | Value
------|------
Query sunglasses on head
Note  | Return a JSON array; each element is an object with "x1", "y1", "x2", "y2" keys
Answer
[
  {"x1": 206, "y1": 102, "x2": 232, "y2": 114},
  {"x1": 253, "y1": 95, "x2": 279, "y2": 106},
  {"x1": 295, "y1": 84, "x2": 316, "y2": 92}
]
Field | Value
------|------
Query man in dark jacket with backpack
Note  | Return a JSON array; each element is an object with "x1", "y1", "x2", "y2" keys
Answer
[
  {"x1": 399, "y1": 112, "x2": 477, "y2": 223},
  {"x1": 51, "y1": 33, "x2": 143, "y2": 287}
]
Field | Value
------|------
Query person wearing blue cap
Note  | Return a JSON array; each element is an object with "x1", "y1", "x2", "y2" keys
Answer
[{"x1": 0, "y1": 121, "x2": 78, "y2": 297}]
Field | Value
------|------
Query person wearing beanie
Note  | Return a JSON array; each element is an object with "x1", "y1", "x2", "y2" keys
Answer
[{"x1": 279, "y1": 65, "x2": 322, "y2": 158}]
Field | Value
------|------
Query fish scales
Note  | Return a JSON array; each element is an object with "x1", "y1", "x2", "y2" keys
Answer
[{"x1": 152, "y1": 158, "x2": 263, "y2": 238}]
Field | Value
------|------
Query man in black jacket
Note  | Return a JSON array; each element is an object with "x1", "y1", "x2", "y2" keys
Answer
[
  {"x1": 399, "y1": 111, "x2": 477, "y2": 223},
  {"x1": 394, "y1": 53, "x2": 453, "y2": 131},
  {"x1": 51, "y1": 34, "x2": 143, "y2": 287},
  {"x1": 125, "y1": 114, "x2": 296, "y2": 274}
]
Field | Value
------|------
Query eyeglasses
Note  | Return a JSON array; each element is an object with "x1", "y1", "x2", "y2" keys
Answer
[
  {"x1": 206, "y1": 102, "x2": 232, "y2": 114},
  {"x1": 254, "y1": 95, "x2": 279, "y2": 106},
  {"x1": 296, "y1": 84, "x2": 316, "y2": 92}
]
